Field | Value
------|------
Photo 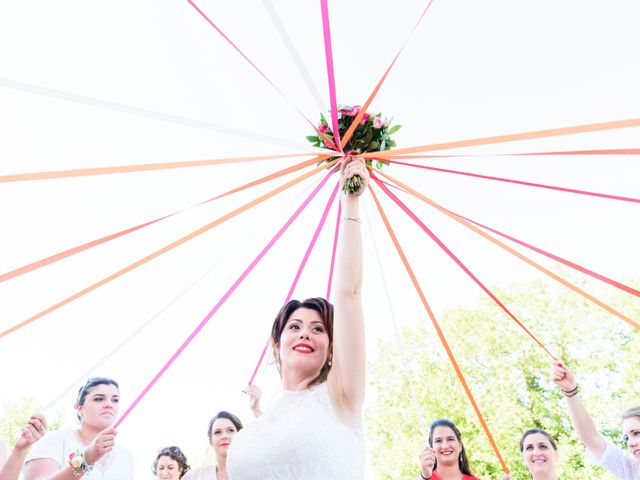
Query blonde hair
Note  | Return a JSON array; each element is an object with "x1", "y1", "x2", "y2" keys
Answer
[{"x1": 622, "y1": 406, "x2": 640, "y2": 422}]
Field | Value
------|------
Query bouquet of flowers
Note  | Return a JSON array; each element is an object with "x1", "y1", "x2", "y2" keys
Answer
[{"x1": 306, "y1": 105, "x2": 401, "y2": 193}]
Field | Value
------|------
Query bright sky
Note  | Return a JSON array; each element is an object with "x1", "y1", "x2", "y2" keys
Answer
[{"x1": 1, "y1": 1, "x2": 639, "y2": 478}]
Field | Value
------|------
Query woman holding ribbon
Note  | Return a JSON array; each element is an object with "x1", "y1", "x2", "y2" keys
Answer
[
  {"x1": 552, "y1": 360, "x2": 640, "y2": 479},
  {"x1": 24, "y1": 377, "x2": 133, "y2": 480}
]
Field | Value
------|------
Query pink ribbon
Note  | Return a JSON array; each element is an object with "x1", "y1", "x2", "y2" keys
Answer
[
  {"x1": 320, "y1": 0, "x2": 342, "y2": 150},
  {"x1": 386, "y1": 159, "x2": 640, "y2": 204},
  {"x1": 115, "y1": 169, "x2": 336, "y2": 427},
  {"x1": 325, "y1": 202, "x2": 342, "y2": 300},
  {"x1": 372, "y1": 175, "x2": 556, "y2": 359},
  {"x1": 248, "y1": 180, "x2": 340, "y2": 385}
]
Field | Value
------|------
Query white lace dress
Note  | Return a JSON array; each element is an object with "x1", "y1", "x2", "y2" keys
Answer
[{"x1": 227, "y1": 382, "x2": 365, "y2": 479}]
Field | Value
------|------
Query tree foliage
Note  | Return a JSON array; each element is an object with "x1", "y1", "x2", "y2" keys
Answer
[{"x1": 365, "y1": 278, "x2": 640, "y2": 479}]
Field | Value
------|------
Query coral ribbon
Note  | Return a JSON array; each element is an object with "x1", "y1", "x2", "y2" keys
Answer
[
  {"x1": 373, "y1": 175, "x2": 556, "y2": 359},
  {"x1": 0, "y1": 153, "x2": 319, "y2": 183},
  {"x1": 116, "y1": 167, "x2": 337, "y2": 426},
  {"x1": 248, "y1": 179, "x2": 340, "y2": 385},
  {"x1": 0, "y1": 160, "x2": 338, "y2": 338},
  {"x1": 369, "y1": 186, "x2": 509, "y2": 473},
  {"x1": 364, "y1": 118, "x2": 640, "y2": 157},
  {"x1": 376, "y1": 170, "x2": 640, "y2": 332},
  {"x1": 340, "y1": 0, "x2": 435, "y2": 149},
  {"x1": 0, "y1": 156, "x2": 328, "y2": 283}
]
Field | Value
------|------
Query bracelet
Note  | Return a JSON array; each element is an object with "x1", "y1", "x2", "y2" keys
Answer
[
  {"x1": 562, "y1": 384, "x2": 579, "y2": 397},
  {"x1": 420, "y1": 473, "x2": 431, "y2": 480},
  {"x1": 343, "y1": 216, "x2": 361, "y2": 223},
  {"x1": 69, "y1": 449, "x2": 94, "y2": 477}
]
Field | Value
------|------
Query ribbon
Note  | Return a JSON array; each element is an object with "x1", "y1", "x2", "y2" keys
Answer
[
  {"x1": 364, "y1": 118, "x2": 640, "y2": 157},
  {"x1": 183, "y1": 0, "x2": 338, "y2": 152},
  {"x1": 248, "y1": 179, "x2": 340, "y2": 385},
  {"x1": 0, "y1": 77, "x2": 324, "y2": 153},
  {"x1": 384, "y1": 159, "x2": 640, "y2": 204},
  {"x1": 116, "y1": 166, "x2": 337, "y2": 426},
  {"x1": 447, "y1": 213, "x2": 640, "y2": 299},
  {"x1": 373, "y1": 175, "x2": 556, "y2": 359},
  {"x1": 0, "y1": 156, "x2": 328, "y2": 283},
  {"x1": 362, "y1": 201, "x2": 428, "y2": 443},
  {"x1": 262, "y1": 0, "x2": 326, "y2": 112},
  {"x1": 320, "y1": 0, "x2": 342, "y2": 150},
  {"x1": 340, "y1": 0, "x2": 435, "y2": 149},
  {"x1": 326, "y1": 202, "x2": 342, "y2": 300},
  {"x1": 369, "y1": 185, "x2": 509, "y2": 473},
  {"x1": 0, "y1": 160, "x2": 338, "y2": 338},
  {"x1": 376, "y1": 170, "x2": 640, "y2": 332}
]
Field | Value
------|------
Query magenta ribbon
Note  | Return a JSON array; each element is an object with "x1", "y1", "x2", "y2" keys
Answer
[
  {"x1": 372, "y1": 175, "x2": 556, "y2": 359},
  {"x1": 386, "y1": 159, "x2": 640, "y2": 204},
  {"x1": 115, "y1": 169, "x2": 336, "y2": 427},
  {"x1": 248, "y1": 180, "x2": 340, "y2": 385},
  {"x1": 448, "y1": 212, "x2": 640, "y2": 298},
  {"x1": 320, "y1": 0, "x2": 342, "y2": 150},
  {"x1": 325, "y1": 202, "x2": 342, "y2": 300}
]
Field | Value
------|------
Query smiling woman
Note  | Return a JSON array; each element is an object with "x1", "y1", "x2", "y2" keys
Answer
[
  {"x1": 502, "y1": 429, "x2": 559, "y2": 480},
  {"x1": 418, "y1": 419, "x2": 481, "y2": 480},
  {"x1": 23, "y1": 377, "x2": 134, "y2": 480},
  {"x1": 226, "y1": 158, "x2": 368, "y2": 480}
]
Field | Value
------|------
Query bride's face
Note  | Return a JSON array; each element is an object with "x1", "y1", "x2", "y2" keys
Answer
[{"x1": 279, "y1": 308, "x2": 330, "y2": 377}]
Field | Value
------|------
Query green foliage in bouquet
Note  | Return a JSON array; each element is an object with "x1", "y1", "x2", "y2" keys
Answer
[{"x1": 306, "y1": 105, "x2": 401, "y2": 193}]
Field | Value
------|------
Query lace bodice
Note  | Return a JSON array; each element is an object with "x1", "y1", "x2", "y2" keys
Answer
[{"x1": 227, "y1": 382, "x2": 365, "y2": 479}]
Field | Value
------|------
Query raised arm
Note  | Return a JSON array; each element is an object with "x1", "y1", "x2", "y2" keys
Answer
[
  {"x1": 551, "y1": 360, "x2": 606, "y2": 458},
  {"x1": 328, "y1": 157, "x2": 367, "y2": 427},
  {"x1": 0, "y1": 415, "x2": 47, "y2": 480}
]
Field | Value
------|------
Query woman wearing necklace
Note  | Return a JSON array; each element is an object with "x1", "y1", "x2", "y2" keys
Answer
[
  {"x1": 24, "y1": 377, "x2": 133, "y2": 480},
  {"x1": 226, "y1": 157, "x2": 368, "y2": 479}
]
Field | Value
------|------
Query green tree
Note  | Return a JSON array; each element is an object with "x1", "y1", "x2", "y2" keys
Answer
[{"x1": 365, "y1": 278, "x2": 640, "y2": 479}]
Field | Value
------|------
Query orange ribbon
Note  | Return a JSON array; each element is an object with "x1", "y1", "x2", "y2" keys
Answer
[
  {"x1": 364, "y1": 118, "x2": 640, "y2": 157},
  {"x1": 369, "y1": 185, "x2": 509, "y2": 473},
  {"x1": 0, "y1": 160, "x2": 337, "y2": 338},
  {"x1": 0, "y1": 152, "x2": 320, "y2": 183}
]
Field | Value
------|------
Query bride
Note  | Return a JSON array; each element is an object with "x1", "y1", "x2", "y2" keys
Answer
[{"x1": 227, "y1": 157, "x2": 368, "y2": 479}]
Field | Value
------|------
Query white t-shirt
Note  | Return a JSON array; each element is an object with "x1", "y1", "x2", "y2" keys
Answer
[
  {"x1": 227, "y1": 382, "x2": 365, "y2": 480},
  {"x1": 182, "y1": 464, "x2": 217, "y2": 480},
  {"x1": 25, "y1": 430, "x2": 134, "y2": 480},
  {"x1": 585, "y1": 435, "x2": 640, "y2": 480}
]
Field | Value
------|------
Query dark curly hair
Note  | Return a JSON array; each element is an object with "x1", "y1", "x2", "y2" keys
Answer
[{"x1": 152, "y1": 446, "x2": 190, "y2": 478}]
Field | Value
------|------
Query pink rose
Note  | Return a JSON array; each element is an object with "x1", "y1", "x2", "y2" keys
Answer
[
  {"x1": 360, "y1": 112, "x2": 370, "y2": 124},
  {"x1": 373, "y1": 117, "x2": 384, "y2": 129},
  {"x1": 340, "y1": 107, "x2": 353, "y2": 116},
  {"x1": 319, "y1": 124, "x2": 329, "y2": 134},
  {"x1": 350, "y1": 105, "x2": 361, "y2": 116}
]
